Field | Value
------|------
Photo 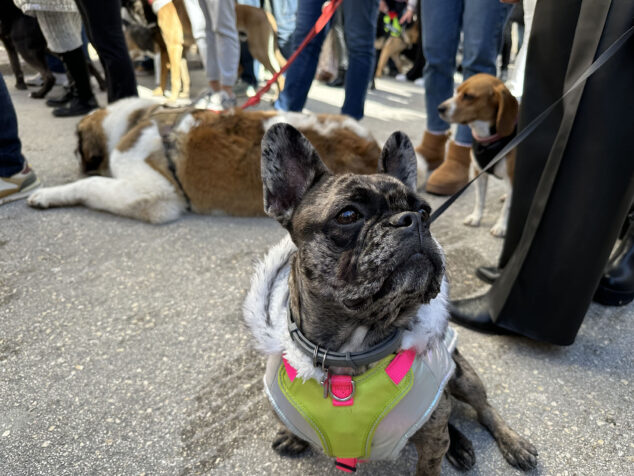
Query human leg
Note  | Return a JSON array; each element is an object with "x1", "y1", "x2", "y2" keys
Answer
[
  {"x1": 340, "y1": 0, "x2": 379, "y2": 119},
  {"x1": 74, "y1": 0, "x2": 138, "y2": 102},
  {"x1": 274, "y1": 0, "x2": 327, "y2": 112},
  {"x1": 0, "y1": 73, "x2": 39, "y2": 204}
]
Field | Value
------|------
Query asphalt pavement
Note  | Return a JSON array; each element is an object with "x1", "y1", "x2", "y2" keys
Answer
[{"x1": 1, "y1": 61, "x2": 632, "y2": 476}]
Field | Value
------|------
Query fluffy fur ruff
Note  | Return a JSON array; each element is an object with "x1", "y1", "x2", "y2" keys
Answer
[{"x1": 243, "y1": 235, "x2": 450, "y2": 382}]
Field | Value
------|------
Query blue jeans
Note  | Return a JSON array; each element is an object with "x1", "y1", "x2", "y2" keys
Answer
[
  {"x1": 0, "y1": 73, "x2": 25, "y2": 177},
  {"x1": 275, "y1": 0, "x2": 380, "y2": 120},
  {"x1": 270, "y1": 0, "x2": 297, "y2": 59},
  {"x1": 421, "y1": 0, "x2": 511, "y2": 144}
]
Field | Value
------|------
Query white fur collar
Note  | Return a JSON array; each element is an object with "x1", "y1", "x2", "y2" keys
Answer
[{"x1": 243, "y1": 235, "x2": 450, "y2": 382}]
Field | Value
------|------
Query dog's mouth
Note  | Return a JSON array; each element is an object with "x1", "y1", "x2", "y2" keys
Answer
[{"x1": 343, "y1": 251, "x2": 442, "y2": 311}]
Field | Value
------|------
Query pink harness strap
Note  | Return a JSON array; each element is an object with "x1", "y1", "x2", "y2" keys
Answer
[
  {"x1": 330, "y1": 375, "x2": 354, "y2": 407},
  {"x1": 335, "y1": 458, "x2": 358, "y2": 473},
  {"x1": 282, "y1": 357, "x2": 297, "y2": 382},
  {"x1": 385, "y1": 348, "x2": 417, "y2": 385}
]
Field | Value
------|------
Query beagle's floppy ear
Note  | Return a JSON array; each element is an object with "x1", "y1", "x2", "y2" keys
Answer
[{"x1": 494, "y1": 84, "x2": 519, "y2": 137}]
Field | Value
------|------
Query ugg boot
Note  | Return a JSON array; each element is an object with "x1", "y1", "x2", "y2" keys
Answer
[
  {"x1": 425, "y1": 141, "x2": 471, "y2": 196},
  {"x1": 415, "y1": 131, "x2": 450, "y2": 172}
]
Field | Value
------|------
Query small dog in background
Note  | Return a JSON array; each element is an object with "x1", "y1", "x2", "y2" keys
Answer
[{"x1": 438, "y1": 73, "x2": 519, "y2": 237}]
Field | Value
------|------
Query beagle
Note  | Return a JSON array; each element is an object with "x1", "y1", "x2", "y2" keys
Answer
[{"x1": 438, "y1": 73, "x2": 519, "y2": 237}]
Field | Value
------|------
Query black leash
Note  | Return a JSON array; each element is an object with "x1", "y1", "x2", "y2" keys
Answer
[{"x1": 429, "y1": 25, "x2": 634, "y2": 224}]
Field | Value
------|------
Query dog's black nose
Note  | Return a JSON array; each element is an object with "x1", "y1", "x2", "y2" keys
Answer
[
  {"x1": 388, "y1": 211, "x2": 419, "y2": 228},
  {"x1": 437, "y1": 104, "x2": 447, "y2": 114}
]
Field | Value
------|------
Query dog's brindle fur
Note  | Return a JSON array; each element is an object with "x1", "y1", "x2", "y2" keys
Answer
[{"x1": 260, "y1": 123, "x2": 537, "y2": 475}]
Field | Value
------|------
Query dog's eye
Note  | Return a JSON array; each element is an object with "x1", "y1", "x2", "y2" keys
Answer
[
  {"x1": 462, "y1": 93, "x2": 475, "y2": 101},
  {"x1": 336, "y1": 207, "x2": 362, "y2": 225},
  {"x1": 418, "y1": 207, "x2": 430, "y2": 221}
]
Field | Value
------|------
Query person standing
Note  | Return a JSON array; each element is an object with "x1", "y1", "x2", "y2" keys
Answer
[
  {"x1": 417, "y1": 0, "x2": 511, "y2": 195},
  {"x1": 73, "y1": 0, "x2": 138, "y2": 102},
  {"x1": 13, "y1": 0, "x2": 98, "y2": 116},
  {"x1": 0, "y1": 73, "x2": 40, "y2": 205},
  {"x1": 196, "y1": 0, "x2": 240, "y2": 110},
  {"x1": 274, "y1": 0, "x2": 380, "y2": 120},
  {"x1": 449, "y1": 0, "x2": 634, "y2": 344}
]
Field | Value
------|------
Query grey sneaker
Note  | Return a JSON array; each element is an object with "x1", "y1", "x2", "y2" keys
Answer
[{"x1": 0, "y1": 164, "x2": 41, "y2": 205}]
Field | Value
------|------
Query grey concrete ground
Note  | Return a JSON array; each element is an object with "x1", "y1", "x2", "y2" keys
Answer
[{"x1": 1, "y1": 58, "x2": 632, "y2": 476}]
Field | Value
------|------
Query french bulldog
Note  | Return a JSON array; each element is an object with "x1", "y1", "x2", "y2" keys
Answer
[{"x1": 252, "y1": 123, "x2": 537, "y2": 475}]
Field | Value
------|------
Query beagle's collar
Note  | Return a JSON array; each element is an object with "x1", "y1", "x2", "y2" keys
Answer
[{"x1": 471, "y1": 118, "x2": 518, "y2": 145}]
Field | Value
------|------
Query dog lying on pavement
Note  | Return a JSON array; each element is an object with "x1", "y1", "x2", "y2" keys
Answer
[
  {"x1": 27, "y1": 98, "x2": 381, "y2": 223},
  {"x1": 438, "y1": 73, "x2": 519, "y2": 237},
  {"x1": 243, "y1": 123, "x2": 537, "y2": 474}
]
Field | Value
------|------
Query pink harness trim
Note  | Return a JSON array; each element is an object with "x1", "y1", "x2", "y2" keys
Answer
[
  {"x1": 384, "y1": 348, "x2": 416, "y2": 385},
  {"x1": 282, "y1": 357, "x2": 297, "y2": 382},
  {"x1": 335, "y1": 458, "x2": 358, "y2": 472}
]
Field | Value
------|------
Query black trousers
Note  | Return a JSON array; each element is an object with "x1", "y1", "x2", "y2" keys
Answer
[
  {"x1": 488, "y1": 0, "x2": 634, "y2": 345},
  {"x1": 74, "y1": 0, "x2": 137, "y2": 102}
]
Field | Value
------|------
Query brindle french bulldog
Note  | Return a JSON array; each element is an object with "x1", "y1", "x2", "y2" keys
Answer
[{"x1": 257, "y1": 123, "x2": 537, "y2": 475}]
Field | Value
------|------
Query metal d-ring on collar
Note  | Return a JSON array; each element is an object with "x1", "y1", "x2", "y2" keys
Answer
[{"x1": 287, "y1": 302, "x2": 404, "y2": 370}]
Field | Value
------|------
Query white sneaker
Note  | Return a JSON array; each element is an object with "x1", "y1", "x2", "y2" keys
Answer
[
  {"x1": 207, "y1": 90, "x2": 237, "y2": 111},
  {"x1": 395, "y1": 73, "x2": 407, "y2": 82},
  {"x1": 25, "y1": 73, "x2": 43, "y2": 87},
  {"x1": 414, "y1": 77, "x2": 424, "y2": 87}
]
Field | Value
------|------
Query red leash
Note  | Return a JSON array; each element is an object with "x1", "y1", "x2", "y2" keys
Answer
[{"x1": 240, "y1": 0, "x2": 343, "y2": 110}]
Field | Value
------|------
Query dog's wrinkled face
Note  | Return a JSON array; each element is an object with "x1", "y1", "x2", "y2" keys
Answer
[{"x1": 261, "y1": 124, "x2": 444, "y2": 346}]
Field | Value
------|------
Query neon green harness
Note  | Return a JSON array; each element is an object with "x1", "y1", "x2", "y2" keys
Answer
[{"x1": 278, "y1": 353, "x2": 413, "y2": 459}]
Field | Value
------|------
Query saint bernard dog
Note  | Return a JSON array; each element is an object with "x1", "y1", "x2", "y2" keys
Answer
[{"x1": 27, "y1": 98, "x2": 382, "y2": 223}]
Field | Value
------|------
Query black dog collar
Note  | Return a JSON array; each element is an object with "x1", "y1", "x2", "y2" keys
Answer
[{"x1": 287, "y1": 303, "x2": 404, "y2": 370}]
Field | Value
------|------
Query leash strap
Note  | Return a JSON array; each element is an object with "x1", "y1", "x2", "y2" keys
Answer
[
  {"x1": 429, "y1": 25, "x2": 634, "y2": 224},
  {"x1": 240, "y1": 0, "x2": 343, "y2": 110}
]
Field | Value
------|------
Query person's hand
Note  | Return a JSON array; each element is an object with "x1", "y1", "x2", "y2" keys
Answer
[
  {"x1": 379, "y1": 0, "x2": 388, "y2": 13},
  {"x1": 400, "y1": 8, "x2": 414, "y2": 24}
]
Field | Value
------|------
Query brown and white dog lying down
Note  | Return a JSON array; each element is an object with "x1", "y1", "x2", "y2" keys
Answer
[
  {"x1": 438, "y1": 73, "x2": 519, "y2": 237},
  {"x1": 27, "y1": 98, "x2": 381, "y2": 223}
]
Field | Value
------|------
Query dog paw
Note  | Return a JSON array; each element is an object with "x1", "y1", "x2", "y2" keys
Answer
[
  {"x1": 463, "y1": 214, "x2": 482, "y2": 227},
  {"x1": 497, "y1": 433, "x2": 538, "y2": 471},
  {"x1": 272, "y1": 429, "x2": 310, "y2": 458},
  {"x1": 27, "y1": 189, "x2": 52, "y2": 209},
  {"x1": 490, "y1": 223, "x2": 507, "y2": 237},
  {"x1": 447, "y1": 424, "x2": 475, "y2": 470},
  {"x1": 16, "y1": 81, "x2": 27, "y2": 90}
]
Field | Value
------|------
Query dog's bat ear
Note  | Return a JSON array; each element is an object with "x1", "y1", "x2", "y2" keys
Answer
[
  {"x1": 261, "y1": 123, "x2": 331, "y2": 229},
  {"x1": 378, "y1": 131, "x2": 418, "y2": 190},
  {"x1": 495, "y1": 84, "x2": 519, "y2": 137}
]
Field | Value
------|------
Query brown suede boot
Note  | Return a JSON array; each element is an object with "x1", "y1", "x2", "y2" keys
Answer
[
  {"x1": 425, "y1": 141, "x2": 471, "y2": 195},
  {"x1": 415, "y1": 131, "x2": 450, "y2": 172}
]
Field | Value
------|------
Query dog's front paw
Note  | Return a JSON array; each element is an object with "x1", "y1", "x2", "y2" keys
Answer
[
  {"x1": 272, "y1": 429, "x2": 310, "y2": 458},
  {"x1": 447, "y1": 424, "x2": 475, "y2": 470},
  {"x1": 27, "y1": 189, "x2": 53, "y2": 209},
  {"x1": 463, "y1": 213, "x2": 482, "y2": 227},
  {"x1": 498, "y1": 432, "x2": 538, "y2": 471},
  {"x1": 490, "y1": 222, "x2": 507, "y2": 237}
]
